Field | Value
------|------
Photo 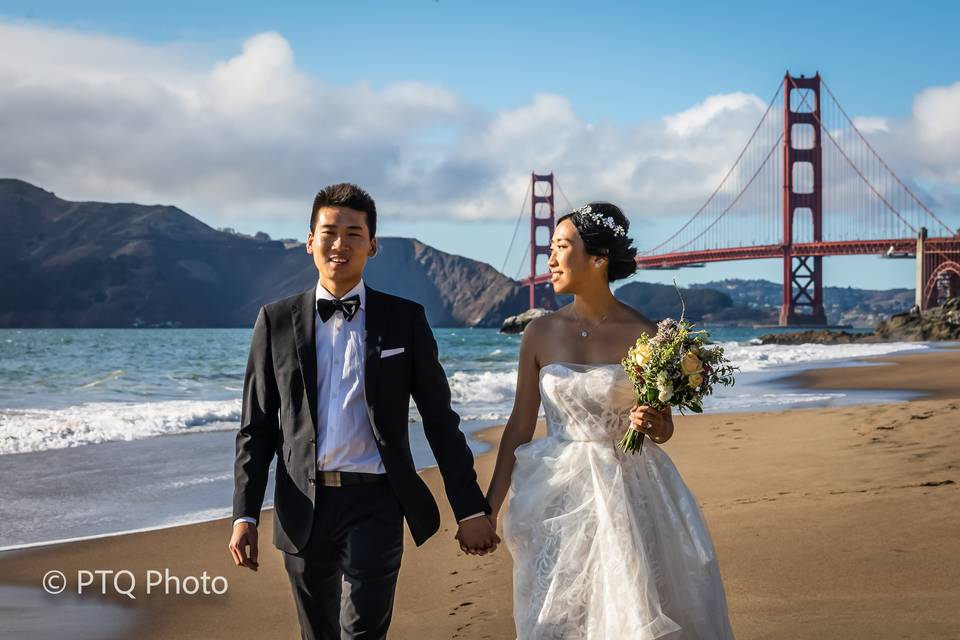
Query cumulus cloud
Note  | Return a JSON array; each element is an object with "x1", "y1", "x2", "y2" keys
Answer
[
  {"x1": 911, "y1": 81, "x2": 960, "y2": 184},
  {"x1": 664, "y1": 92, "x2": 766, "y2": 137},
  {"x1": 0, "y1": 18, "x2": 956, "y2": 238}
]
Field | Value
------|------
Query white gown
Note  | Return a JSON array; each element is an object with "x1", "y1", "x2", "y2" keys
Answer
[{"x1": 503, "y1": 362, "x2": 735, "y2": 639}]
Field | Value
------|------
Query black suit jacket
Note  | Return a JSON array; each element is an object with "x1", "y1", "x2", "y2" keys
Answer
[{"x1": 232, "y1": 283, "x2": 490, "y2": 552}]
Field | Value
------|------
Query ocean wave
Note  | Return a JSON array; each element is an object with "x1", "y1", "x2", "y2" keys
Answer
[
  {"x1": 0, "y1": 399, "x2": 241, "y2": 455},
  {"x1": 447, "y1": 369, "x2": 518, "y2": 405},
  {"x1": 165, "y1": 472, "x2": 234, "y2": 490},
  {"x1": 722, "y1": 341, "x2": 927, "y2": 373},
  {"x1": 78, "y1": 369, "x2": 125, "y2": 389},
  {"x1": 706, "y1": 392, "x2": 848, "y2": 411},
  {"x1": 459, "y1": 411, "x2": 512, "y2": 422}
]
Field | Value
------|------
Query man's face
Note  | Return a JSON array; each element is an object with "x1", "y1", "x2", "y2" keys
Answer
[{"x1": 306, "y1": 206, "x2": 377, "y2": 286}]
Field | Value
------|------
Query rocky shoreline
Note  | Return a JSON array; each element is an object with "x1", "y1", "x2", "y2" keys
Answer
[{"x1": 757, "y1": 297, "x2": 959, "y2": 345}]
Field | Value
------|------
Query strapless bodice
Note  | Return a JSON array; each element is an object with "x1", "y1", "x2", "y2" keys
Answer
[{"x1": 539, "y1": 362, "x2": 635, "y2": 442}]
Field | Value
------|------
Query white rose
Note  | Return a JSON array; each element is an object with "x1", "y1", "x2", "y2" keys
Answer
[{"x1": 657, "y1": 381, "x2": 674, "y2": 403}]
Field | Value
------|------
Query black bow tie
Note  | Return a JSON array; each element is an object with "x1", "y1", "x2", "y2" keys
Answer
[{"x1": 317, "y1": 295, "x2": 361, "y2": 322}]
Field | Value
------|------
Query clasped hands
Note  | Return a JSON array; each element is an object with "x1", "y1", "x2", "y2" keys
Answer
[
  {"x1": 629, "y1": 404, "x2": 674, "y2": 444},
  {"x1": 455, "y1": 514, "x2": 500, "y2": 556}
]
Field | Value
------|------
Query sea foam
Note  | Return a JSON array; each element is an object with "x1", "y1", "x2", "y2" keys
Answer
[{"x1": 0, "y1": 399, "x2": 240, "y2": 455}]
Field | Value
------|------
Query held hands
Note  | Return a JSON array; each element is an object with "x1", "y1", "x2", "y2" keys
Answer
[
  {"x1": 629, "y1": 404, "x2": 674, "y2": 444},
  {"x1": 455, "y1": 515, "x2": 501, "y2": 556},
  {"x1": 228, "y1": 521, "x2": 260, "y2": 571}
]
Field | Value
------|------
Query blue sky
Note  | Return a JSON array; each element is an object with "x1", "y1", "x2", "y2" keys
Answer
[{"x1": 1, "y1": 1, "x2": 958, "y2": 289}]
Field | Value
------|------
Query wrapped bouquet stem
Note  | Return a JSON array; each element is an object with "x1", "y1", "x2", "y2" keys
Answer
[{"x1": 619, "y1": 281, "x2": 740, "y2": 454}]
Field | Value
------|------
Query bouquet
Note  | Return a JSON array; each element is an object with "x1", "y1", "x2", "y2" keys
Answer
[{"x1": 619, "y1": 282, "x2": 739, "y2": 454}]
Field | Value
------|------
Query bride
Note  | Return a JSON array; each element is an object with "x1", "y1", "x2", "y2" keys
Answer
[{"x1": 481, "y1": 203, "x2": 736, "y2": 639}]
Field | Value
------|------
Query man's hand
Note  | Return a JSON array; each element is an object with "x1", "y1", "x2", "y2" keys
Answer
[
  {"x1": 455, "y1": 516, "x2": 500, "y2": 556},
  {"x1": 228, "y1": 521, "x2": 260, "y2": 571},
  {"x1": 630, "y1": 404, "x2": 674, "y2": 444}
]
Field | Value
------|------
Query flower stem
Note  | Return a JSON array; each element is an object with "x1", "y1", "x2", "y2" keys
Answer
[{"x1": 618, "y1": 428, "x2": 646, "y2": 455}]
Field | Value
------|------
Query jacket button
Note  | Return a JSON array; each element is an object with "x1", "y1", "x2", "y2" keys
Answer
[{"x1": 308, "y1": 478, "x2": 315, "y2": 485}]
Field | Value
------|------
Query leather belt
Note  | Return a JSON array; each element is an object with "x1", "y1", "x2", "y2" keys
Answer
[{"x1": 315, "y1": 470, "x2": 387, "y2": 487}]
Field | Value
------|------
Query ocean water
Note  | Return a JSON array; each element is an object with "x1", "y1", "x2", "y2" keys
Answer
[
  {"x1": 0, "y1": 325, "x2": 937, "y2": 548},
  {"x1": 0, "y1": 326, "x2": 929, "y2": 456}
]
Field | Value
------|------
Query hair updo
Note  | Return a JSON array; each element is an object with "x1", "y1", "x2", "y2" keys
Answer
[{"x1": 557, "y1": 202, "x2": 638, "y2": 282}]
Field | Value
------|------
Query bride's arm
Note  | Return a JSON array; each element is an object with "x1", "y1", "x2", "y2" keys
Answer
[{"x1": 485, "y1": 321, "x2": 543, "y2": 523}]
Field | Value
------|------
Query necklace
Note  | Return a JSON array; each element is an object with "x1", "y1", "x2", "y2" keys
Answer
[{"x1": 571, "y1": 307, "x2": 609, "y2": 338}]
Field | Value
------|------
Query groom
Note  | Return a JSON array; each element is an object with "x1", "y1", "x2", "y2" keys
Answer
[{"x1": 228, "y1": 183, "x2": 499, "y2": 639}]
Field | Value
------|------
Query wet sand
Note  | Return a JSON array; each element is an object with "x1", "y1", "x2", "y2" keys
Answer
[{"x1": 1, "y1": 346, "x2": 958, "y2": 639}]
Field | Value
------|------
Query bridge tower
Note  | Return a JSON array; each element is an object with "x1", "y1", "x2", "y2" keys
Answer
[
  {"x1": 527, "y1": 172, "x2": 557, "y2": 308},
  {"x1": 917, "y1": 227, "x2": 960, "y2": 310},
  {"x1": 780, "y1": 73, "x2": 828, "y2": 326}
]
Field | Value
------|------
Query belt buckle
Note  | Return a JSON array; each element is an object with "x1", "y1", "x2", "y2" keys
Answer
[{"x1": 320, "y1": 470, "x2": 342, "y2": 487}]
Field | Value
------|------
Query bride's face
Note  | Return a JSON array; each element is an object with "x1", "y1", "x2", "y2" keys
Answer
[{"x1": 548, "y1": 219, "x2": 607, "y2": 295}]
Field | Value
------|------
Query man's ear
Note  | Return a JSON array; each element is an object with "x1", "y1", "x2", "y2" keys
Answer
[
  {"x1": 306, "y1": 231, "x2": 314, "y2": 254},
  {"x1": 368, "y1": 237, "x2": 378, "y2": 258}
]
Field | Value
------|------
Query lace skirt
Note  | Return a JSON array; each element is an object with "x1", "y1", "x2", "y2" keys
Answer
[{"x1": 503, "y1": 436, "x2": 736, "y2": 640}]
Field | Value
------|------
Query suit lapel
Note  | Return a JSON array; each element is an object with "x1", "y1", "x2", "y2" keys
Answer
[
  {"x1": 364, "y1": 285, "x2": 385, "y2": 407},
  {"x1": 292, "y1": 287, "x2": 319, "y2": 434}
]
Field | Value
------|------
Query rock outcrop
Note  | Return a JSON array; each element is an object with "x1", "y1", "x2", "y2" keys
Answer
[
  {"x1": 500, "y1": 308, "x2": 553, "y2": 334},
  {"x1": 756, "y1": 297, "x2": 959, "y2": 344}
]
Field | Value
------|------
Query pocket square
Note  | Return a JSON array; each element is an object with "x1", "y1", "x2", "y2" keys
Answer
[{"x1": 380, "y1": 347, "x2": 405, "y2": 359}]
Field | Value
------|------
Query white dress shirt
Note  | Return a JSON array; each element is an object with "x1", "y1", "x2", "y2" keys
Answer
[{"x1": 313, "y1": 278, "x2": 385, "y2": 473}]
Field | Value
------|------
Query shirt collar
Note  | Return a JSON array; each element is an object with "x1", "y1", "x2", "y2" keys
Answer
[{"x1": 315, "y1": 278, "x2": 366, "y2": 311}]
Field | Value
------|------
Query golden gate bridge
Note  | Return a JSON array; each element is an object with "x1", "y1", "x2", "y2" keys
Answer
[{"x1": 501, "y1": 72, "x2": 960, "y2": 326}]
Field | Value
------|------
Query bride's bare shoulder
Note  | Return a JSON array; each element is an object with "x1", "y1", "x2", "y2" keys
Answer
[
  {"x1": 522, "y1": 306, "x2": 570, "y2": 339},
  {"x1": 617, "y1": 302, "x2": 657, "y2": 336}
]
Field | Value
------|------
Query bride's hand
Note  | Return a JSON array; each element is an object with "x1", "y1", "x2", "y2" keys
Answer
[{"x1": 630, "y1": 404, "x2": 674, "y2": 444}]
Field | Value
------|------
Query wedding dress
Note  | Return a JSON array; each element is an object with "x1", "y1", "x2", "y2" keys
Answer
[{"x1": 503, "y1": 362, "x2": 735, "y2": 639}]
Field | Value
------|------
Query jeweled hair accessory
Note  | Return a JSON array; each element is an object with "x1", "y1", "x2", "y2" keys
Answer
[{"x1": 573, "y1": 204, "x2": 627, "y2": 237}]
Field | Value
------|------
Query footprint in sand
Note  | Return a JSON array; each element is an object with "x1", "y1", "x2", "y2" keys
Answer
[{"x1": 449, "y1": 580, "x2": 476, "y2": 593}]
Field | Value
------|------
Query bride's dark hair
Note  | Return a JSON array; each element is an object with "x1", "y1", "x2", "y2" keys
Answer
[{"x1": 557, "y1": 202, "x2": 637, "y2": 282}]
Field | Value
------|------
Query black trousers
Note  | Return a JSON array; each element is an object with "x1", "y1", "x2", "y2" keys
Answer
[{"x1": 283, "y1": 481, "x2": 405, "y2": 640}]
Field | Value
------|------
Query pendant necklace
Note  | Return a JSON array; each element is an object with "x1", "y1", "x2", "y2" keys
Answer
[{"x1": 572, "y1": 307, "x2": 609, "y2": 338}]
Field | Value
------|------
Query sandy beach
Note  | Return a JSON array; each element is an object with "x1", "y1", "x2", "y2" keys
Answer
[{"x1": 2, "y1": 345, "x2": 959, "y2": 639}]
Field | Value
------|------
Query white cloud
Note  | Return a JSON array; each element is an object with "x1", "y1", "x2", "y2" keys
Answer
[
  {"x1": 851, "y1": 116, "x2": 889, "y2": 134},
  {"x1": 911, "y1": 80, "x2": 960, "y2": 184},
  {"x1": 0, "y1": 18, "x2": 956, "y2": 240},
  {"x1": 664, "y1": 92, "x2": 766, "y2": 137}
]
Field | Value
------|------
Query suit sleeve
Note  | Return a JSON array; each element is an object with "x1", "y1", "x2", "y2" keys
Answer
[
  {"x1": 410, "y1": 303, "x2": 491, "y2": 521},
  {"x1": 232, "y1": 306, "x2": 281, "y2": 526}
]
